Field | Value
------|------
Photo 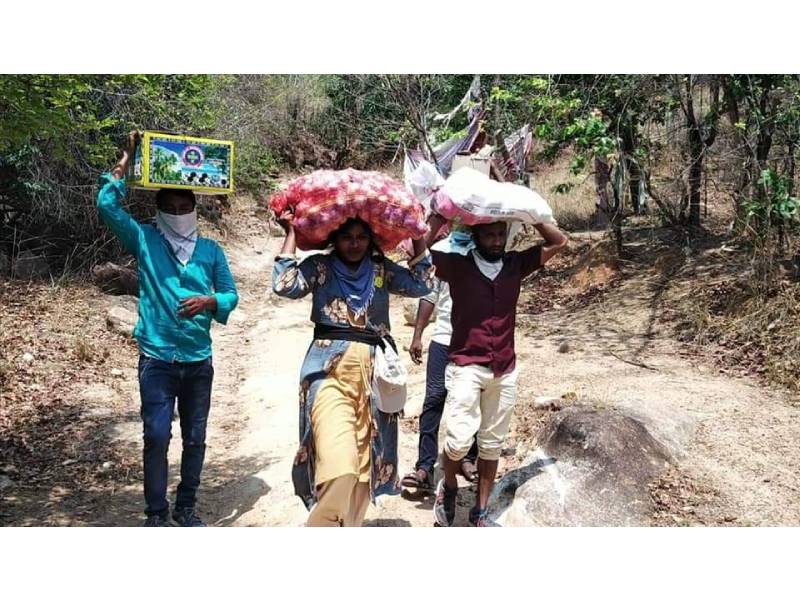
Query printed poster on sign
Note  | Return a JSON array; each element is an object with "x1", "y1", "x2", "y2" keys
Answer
[{"x1": 148, "y1": 137, "x2": 232, "y2": 190}]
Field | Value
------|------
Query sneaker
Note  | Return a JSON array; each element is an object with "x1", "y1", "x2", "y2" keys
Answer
[
  {"x1": 172, "y1": 507, "x2": 207, "y2": 527},
  {"x1": 143, "y1": 514, "x2": 173, "y2": 527},
  {"x1": 433, "y1": 479, "x2": 458, "y2": 527},
  {"x1": 468, "y1": 506, "x2": 499, "y2": 527}
]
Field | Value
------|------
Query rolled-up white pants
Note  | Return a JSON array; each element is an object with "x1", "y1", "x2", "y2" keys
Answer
[{"x1": 443, "y1": 363, "x2": 518, "y2": 461}]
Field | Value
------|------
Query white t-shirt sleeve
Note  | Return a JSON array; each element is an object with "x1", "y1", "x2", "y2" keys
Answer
[{"x1": 423, "y1": 277, "x2": 440, "y2": 305}]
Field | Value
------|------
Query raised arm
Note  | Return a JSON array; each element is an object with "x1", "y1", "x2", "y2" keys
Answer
[
  {"x1": 534, "y1": 222, "x2": 568, "y2": 266},
  {"x1": 96, "y1": 132, "x2": 143, "y2": 256},
  {"x1": 424, "y1": 213, "x2": 448, "y2": 249},
  {"x1": 276, "y1": 209, "x2": 297, "y2": 256}
]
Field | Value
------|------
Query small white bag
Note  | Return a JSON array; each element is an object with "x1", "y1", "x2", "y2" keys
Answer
[{"x1": 372, "y1": 340, "x2": 407, "y2": 414}]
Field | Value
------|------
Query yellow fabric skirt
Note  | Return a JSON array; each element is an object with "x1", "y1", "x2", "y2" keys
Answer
[{"x1": 310, "y1": 342, "x2": 372, "y2": 485}]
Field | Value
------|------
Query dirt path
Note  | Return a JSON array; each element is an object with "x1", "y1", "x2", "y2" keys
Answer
[{"x1": 59, "y1": 214, "x2": 800, "y2": 527}]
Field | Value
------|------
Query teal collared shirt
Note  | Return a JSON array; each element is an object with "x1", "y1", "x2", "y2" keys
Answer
[{"x1": 96, "y1": 173, "x2": 238, "y2": 362}]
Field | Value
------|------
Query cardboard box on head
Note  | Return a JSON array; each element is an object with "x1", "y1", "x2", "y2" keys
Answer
[{"x1": 128, "y1": 131, "x2": 235, "y2": 195}]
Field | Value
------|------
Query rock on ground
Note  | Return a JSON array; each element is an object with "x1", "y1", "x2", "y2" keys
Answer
[{"x1": 492, "y1": 406, "x2": 673, "y2": 526}]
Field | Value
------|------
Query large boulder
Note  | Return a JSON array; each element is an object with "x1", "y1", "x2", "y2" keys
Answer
[
  {"x1": 12, "y1": 250, "x2": 50, "y2": 279},
  {"x1": 92, "y1": 262, "x2": 139, "y2": 296},
  {"x1": 491, "y1": 406, "x2": 673, "y2": 526},
  {"x1": 106, "y1": 295, "x2": 139, "y2": 337}
]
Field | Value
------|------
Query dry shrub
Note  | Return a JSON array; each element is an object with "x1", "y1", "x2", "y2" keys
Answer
[{"x1": 531, "y1": 154, "x2": 598, "y2": 231}]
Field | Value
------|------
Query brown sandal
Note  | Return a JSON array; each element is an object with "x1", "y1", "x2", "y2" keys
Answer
[{"x1": 401, "y1": 468, "x2": 433, "y2": 490}]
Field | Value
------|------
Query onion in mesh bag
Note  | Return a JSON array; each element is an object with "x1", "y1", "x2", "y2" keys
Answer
[{"x1": 269, "y1": 169, "x2": 427, "y2": 251}]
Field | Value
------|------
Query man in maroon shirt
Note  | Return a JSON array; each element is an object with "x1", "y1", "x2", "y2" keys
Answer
[{"x1": 425, "y1": 213, "x2": 567, "y2": 526}]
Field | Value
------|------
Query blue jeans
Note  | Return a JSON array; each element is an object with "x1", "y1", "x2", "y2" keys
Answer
[
  {"x1": 138, "y1": 354, "x2": 214, "y2": 517},
  {"x1": 415, "y1": 341, "x2": 477, "y2": 473}
]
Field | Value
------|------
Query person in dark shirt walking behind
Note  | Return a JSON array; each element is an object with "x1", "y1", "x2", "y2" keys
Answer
[{"x1": 426, "y1": 214, "x2": 567, "y2": 526}]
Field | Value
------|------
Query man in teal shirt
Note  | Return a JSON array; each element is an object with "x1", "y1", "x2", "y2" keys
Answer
[{"x1": 97, "y1": 132, "x2": 238, "y2": 526}]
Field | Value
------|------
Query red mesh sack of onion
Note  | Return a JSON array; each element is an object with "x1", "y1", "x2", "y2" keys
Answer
[{"x1": 269, "y1": 169, "x2": 428, "y2": 251}]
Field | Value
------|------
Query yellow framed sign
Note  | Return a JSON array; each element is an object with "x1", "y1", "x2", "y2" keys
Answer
[{"x1": 128, "y1": 131, "x2": 235, "y2": 194}]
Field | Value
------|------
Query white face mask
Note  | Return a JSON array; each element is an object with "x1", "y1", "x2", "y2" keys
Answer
[
  {"x1": 156, "y1": 210, "x2": 198, "y2": 264},
  {"x1": 156, "y1": 210, "x2": 197, "y2": 239}
]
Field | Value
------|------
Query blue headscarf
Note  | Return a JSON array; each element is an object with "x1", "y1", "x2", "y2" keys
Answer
[{"x1": 330, "y1": 255, "x2": 375, "y2": 319}]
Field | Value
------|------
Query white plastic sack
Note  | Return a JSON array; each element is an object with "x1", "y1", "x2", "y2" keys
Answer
[
  {"x1": 405, "y1": 159, "x2": 445, "y2": 213},
  {"x1": 440, "y1": 167, "x2": 556, "y2": 226},
  {"x1": 372, "y1": 340, "x2": 407, "y2": 414}
]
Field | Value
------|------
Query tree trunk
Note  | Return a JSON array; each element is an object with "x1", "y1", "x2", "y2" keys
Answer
[
  {"x1": 492, "y1": 75, "x2": 502, "y2": 137},
  {"x1": 612, "y1": 211, "x2": 624, "y2": 258},
  {"x1": 593, "y1": 156, "x2": 612, "y2": 227},
  {"x1": 687, "y1": 126, "x2": 704, "y2": 226},
  {"x1": 620, "y1": 124, "x2": 642, "y2": 214},
  {"x1": 721, "y1": 77, "x2": 752, "y2": 229},
  {"x1": 681, "y1": 75, "x2": 719, "y2": 226}
]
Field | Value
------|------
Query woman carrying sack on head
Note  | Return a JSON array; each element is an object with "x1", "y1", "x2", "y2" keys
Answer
[{"x1": 273, "y1": 211, "x2": 433, "y2": 527}]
